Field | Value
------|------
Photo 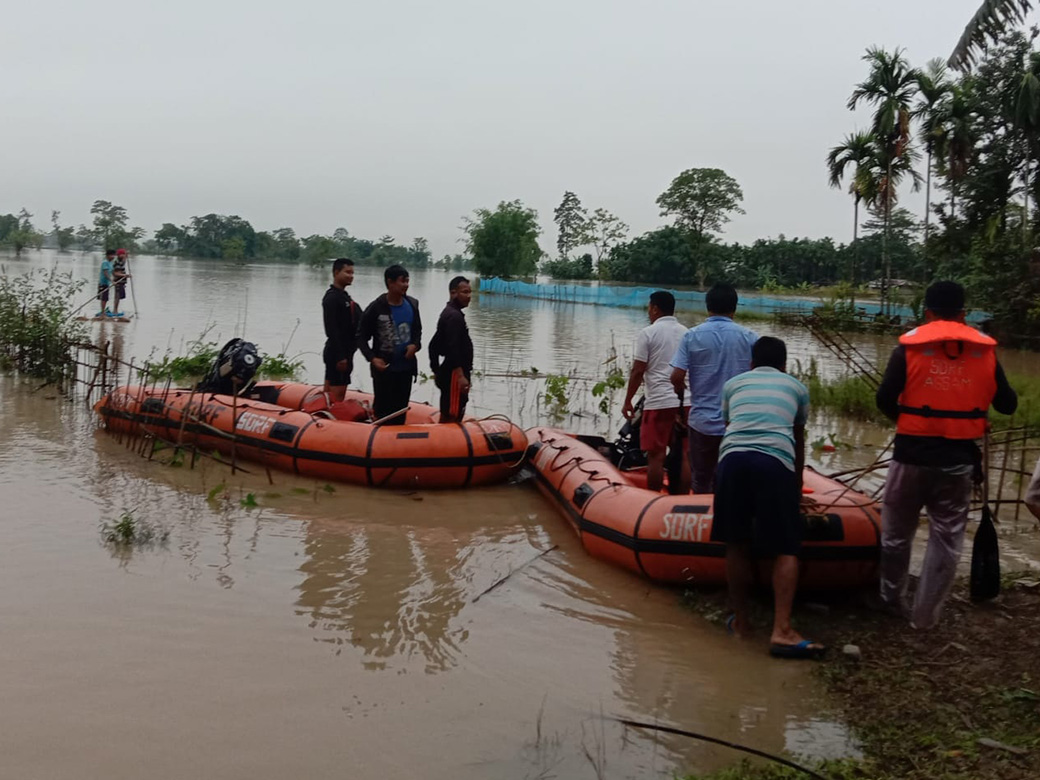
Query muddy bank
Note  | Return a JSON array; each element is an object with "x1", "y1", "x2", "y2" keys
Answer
[{"x1": 681, "y1": 579, "x2": 1040, "y2": 780}]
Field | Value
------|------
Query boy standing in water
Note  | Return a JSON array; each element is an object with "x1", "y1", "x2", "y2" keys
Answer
[
  {"x1": 112, "y1": 249, "x2": 130, "y2": 316},
  {"x1": 358, "y1": 265, "x2": 422, "y2": 424},
  {"x1": 97, "y1": 249, "x2": 116, "y2": 317}
]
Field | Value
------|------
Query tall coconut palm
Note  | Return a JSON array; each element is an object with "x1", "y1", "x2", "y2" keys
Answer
[
  {"x1": 848, "y1": 47, "x2": 920, "y2": 314},
  {"x1": 949, "y1": 0, "x2": 1033, "y2": 71},
  {"x1": 915, "y1": 59, "x2": 953, "y2": 274}
]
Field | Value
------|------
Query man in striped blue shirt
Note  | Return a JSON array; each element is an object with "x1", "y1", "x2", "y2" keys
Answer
[{"x1": 712, "y1": 336, "x2": 823, "y2": 659}]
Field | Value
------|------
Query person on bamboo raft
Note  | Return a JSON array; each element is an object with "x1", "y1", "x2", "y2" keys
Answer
[
  {"x1": 875, "y1": 280, "x2": 1017, "y2": 629},
  {"x1": 711, "y1": 336, "x2": 823, "y2": 659}
]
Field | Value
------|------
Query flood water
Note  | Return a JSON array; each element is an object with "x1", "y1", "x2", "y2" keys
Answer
[{"x1": 2, "y1": 248, "x2": 1035, "y2": 778}]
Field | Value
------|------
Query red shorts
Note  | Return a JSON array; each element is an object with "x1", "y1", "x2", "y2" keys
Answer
[{"x1": 641, "y1": 407, "x2": 688, "y2": 453}]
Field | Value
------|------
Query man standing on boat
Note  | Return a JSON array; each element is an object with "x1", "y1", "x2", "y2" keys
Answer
[
  {"x1": 429, "y1": 276, "x2": 474, "y2": 423},
  {"x1": 622, "y1": 290, "x2": 690, "y2": 492},
  {"x1": 712, "y1": 336, "x2": 821, "y2": 658},
  {"x1": 359, "y1": 264, "x2": 422, "y2": 424},
  {"x1": 322, "y1": 258, "x2": 362, "y2": 402},
  {"x1": 876, "y1": 281, "x2": 1017, "y2": 629},
  {"x1": 669, "y1": 283, "x2": 757, "y2": 493}
]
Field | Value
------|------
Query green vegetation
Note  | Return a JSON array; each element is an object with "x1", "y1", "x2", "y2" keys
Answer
[
  {"x1": 100, "y1": 511, "x2": 170, "y2": 547},
  {"x1": 463, "y1": 199, "x2": 544, "y2": 278},
  {"x1": 793, "y1": 361, "x2": 882, "y2": 422},
  {"x1": 591, "y1": 351, "x2": 626, "y2": 415},
  {"x1": 0, "y1": 269, "x2": 86, "y2": 381},
  {"x1": 0, "y1": 208, "x2": 44, "y2": 254},
  {"x1": 144, "y1": 328, "x2": 303, "y2": 382},
  {"x1": 797, "y1": 361, "x2": 1040, "y2": 431},
  {"x1": 541, "y1": 374, "x2": 570, "y2": 418},
  {"x1": 657, "y1": 168, "x2": 746, "y2": 244}
]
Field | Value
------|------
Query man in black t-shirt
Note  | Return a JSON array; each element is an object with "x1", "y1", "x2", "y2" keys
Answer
[
  {"x1": 322, "y1": 258, "x2": 361, "y2": 401},
  {"x1": 429, "y1": 276, "x2": 474, "y2": 422}
]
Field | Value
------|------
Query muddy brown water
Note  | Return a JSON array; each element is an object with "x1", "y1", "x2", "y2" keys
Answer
[{"x1": 2, "y1": 248, "x2": 1036, "y2": 777}]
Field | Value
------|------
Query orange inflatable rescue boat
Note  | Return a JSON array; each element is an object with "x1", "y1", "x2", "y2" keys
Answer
[
  {"x1": 94, "y1": 381, "x2": 526, "y2": 489},
  {"x1": 525, "y1": 427, "x2": 880, "y2": 589}
]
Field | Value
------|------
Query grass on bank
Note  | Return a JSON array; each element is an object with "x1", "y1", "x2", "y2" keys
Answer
[
  {"x1": 796, "y1": 360, "x2": 1040, "y2": 431},
  {"x1": 680, "y1": 579, "x2": 1040, "y2": 780}
]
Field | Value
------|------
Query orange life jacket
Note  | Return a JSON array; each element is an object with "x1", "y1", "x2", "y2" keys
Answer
[{"x1": 896, "y1": 320, "x2": 997, "y2": 439}]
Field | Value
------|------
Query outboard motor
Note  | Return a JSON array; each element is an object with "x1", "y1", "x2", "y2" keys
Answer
[
  {"x1": 612, "y1": 398, "x2": 648, "y2": 470},
  {"x1": 196, "y1": 338, "x2": 262, "y2": 394}
]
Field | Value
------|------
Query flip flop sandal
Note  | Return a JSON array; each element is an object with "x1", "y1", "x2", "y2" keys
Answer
[{"x1": 769, "y1": 640, "x2": 826, "y2": 660}]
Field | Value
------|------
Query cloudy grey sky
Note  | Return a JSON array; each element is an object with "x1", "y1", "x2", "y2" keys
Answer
[{"x1": 2, "y1": 0, "x2": 1032, "y2": 257}]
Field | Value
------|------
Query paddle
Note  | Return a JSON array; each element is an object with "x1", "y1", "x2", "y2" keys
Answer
[
  {"x1": 120, "y1": 254, "x2": 139, "y2": 317},
  {"x1": 970, "y1": 428, "x2": 1000, "y2": 601}
]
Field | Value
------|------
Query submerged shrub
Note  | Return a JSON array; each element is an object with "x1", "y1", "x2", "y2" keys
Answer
[{"x1": 0, "y1": 269, "x2": 86, "y2": 382}]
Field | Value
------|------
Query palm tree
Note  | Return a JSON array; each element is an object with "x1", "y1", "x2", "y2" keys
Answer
[
  {"x1": 915, "y1": 59, "x2": 953, "y2": 275},
  {"x1": 933, "y1": 81, "x2": 977, "y2": 220},
  {"x1": 827, "y1": 131, "x2": 880, "y2": 241},
  {"x1": 827, "y1": 131, "x2": 879, "y2": 289},
  {"x1": 848, "y1": 47, "x2": 921, "y2": 314},
  {"x1": 949, "y1": 0, "x2": 1033, "y2": 71},
  {"x1": 1014, "y1": 51, "x2": 1040, "y2": 236}
]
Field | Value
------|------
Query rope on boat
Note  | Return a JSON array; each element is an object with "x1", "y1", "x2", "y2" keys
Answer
[
  {"x1": 532, "y1": 429, "x2": 625, "y2": 488},
  {"x1": 611, "y1": 718, "x2": 828, "y2": 780}
]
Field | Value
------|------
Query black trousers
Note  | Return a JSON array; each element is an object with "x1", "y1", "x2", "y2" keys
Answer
[{"x1": 372, "y1": 370, "x2": 413, "y2": 424}]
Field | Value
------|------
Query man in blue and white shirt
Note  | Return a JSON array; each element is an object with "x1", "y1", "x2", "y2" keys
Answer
[{"x1": 669, "y1": 283, "x2": 757, "y2": 493}]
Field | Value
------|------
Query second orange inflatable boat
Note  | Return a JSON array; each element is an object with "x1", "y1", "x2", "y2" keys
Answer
[
  {"x1": 95, "y1": 382, "x2": 526, "y2": 489},
  {"x1": 526, "y1": 427, "x2": 881, "y2": 589}
]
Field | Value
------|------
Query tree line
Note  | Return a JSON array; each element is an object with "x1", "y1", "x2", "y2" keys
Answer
[{"x1": 0, "y1": 201, "x2": 472, "y2": 271}]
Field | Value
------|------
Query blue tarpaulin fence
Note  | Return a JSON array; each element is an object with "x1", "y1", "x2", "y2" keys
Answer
[{"x1": 476, "y1": 277, "x2": 988, "y2": 323}]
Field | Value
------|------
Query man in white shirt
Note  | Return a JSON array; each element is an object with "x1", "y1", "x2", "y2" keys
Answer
[{"x1": 622, "y1": 291, "x2": 690, "y2": 492}]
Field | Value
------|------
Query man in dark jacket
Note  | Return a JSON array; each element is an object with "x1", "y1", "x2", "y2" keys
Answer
[
  {"x1": 429, "y1": 276, "x2": 474, "y2": 422},
  {"x1": 875, "y1": 281, "x2": 1017, "y2": 629},
  {"x1": 321, "y1": 258, "x2": 362, "y2": 401},
  {"x1": 358, "y1": 265, "x2": 422, "y2": 424}
]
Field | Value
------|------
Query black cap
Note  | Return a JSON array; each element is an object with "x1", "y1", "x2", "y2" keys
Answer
[{"x1": 924, "y1": 281, "x2": 965, "y2": 316}]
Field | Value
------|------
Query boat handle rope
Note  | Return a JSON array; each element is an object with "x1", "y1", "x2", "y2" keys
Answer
[
  {"x1": 471, "y1": 414, "x2": 528, "y2": 469},
  {"x1": 535, "y1": 433, "x2": 624, "y2": 488}
]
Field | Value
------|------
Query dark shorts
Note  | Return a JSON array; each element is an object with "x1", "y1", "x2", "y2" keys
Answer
[
  {"x1": 641, "y1": 407, "x2": 688, "y2": 453},
  {"x1": 97, "y1": 284, "x2": 109, "y2": 303},
  {"x1": 371, "y1": 369, "x2": 413, "y2": 424},
  {"x1": 688, "y1": 429, "x2": 723, "y2": 494},
  {"x1": 711, "y1": 450, "x2": 803, "y2": 556},
  {"x1": 323, "y1": 345, "x2": 353, "y2": 386},
  {"x1": 324, "y1": 363, "x2": 351, "y2": 386},
  {"x1": 115, "y1": 283, "x2": 126, "y2": 300}
]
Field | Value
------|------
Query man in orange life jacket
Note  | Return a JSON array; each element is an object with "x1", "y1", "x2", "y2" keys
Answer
[{"x1": 875, "y1": 281, "x2": 1017, "y2": 629}]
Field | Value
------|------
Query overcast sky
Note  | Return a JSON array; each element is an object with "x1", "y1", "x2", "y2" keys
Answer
[{"x1": 3, "y1": 0, "x2": 1034, "y2": 258}]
